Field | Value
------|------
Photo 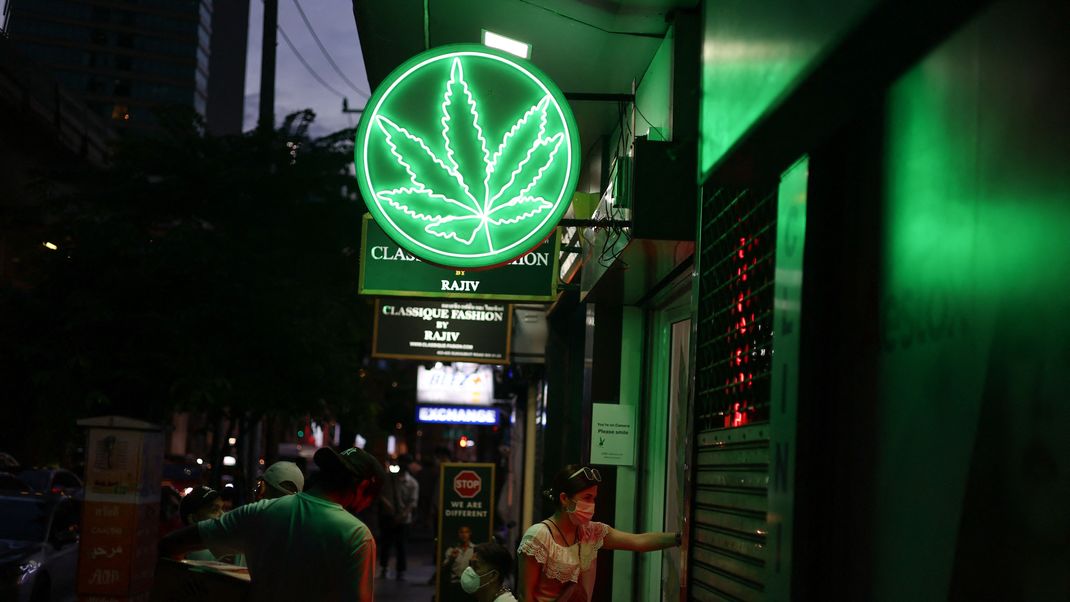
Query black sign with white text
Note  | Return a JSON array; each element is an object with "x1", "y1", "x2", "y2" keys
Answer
[{"x1": 372, "y1": 299, "x2": 512, "y2": 364}]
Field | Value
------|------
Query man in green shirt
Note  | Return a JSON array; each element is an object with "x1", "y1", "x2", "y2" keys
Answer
[{"x1": 160, "y1": 447, "x2": 385, "y2": 601}]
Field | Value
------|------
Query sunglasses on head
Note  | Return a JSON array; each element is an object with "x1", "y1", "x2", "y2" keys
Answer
[{"x1": 568, "y1": 467, "x2": 602, "y2": 483}]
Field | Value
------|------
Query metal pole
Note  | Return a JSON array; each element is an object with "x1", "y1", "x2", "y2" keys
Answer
[{"x1": 258, "y1": 0, "x2": 277, "y2": 133}]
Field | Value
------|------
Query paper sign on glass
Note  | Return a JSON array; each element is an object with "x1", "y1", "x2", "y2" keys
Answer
[{"x1": 590, "y1": 403, "x2": 636, "y2": 466}]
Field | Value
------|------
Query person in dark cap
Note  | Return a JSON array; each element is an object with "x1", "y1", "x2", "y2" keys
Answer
[
  {"x1": 179, "y1": 485, "x2": 223, "y2": 526},
  {"x1": 178, "y1": 486, "x2": 223, "y2": 561},
  {"x1": 160, "y1": 447, "x2": 386, "y2": 601}
]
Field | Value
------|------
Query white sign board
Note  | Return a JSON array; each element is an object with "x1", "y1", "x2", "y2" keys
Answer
[
  {"x1": 590, "y1": 403, "x2": 636, "y2": 466},
  {"x1": 416, "y1": 362, "x2": 495, "y2": 405}
]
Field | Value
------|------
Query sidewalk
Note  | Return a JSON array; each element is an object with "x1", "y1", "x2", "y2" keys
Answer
[{"x1": 375, "y1": 535, "x2": 436, "y2": 602}]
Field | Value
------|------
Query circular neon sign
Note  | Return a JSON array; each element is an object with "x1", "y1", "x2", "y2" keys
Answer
[{"x1": 354, "y1": 45, "x2": 580, "y2": 269}]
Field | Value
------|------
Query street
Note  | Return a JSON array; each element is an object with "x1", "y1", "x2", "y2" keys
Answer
[{"x1": 374, "y1": 536, "x2": 436, "y2": 602}]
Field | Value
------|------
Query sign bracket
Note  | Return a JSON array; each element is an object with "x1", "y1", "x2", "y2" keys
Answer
[{"x1": 558, "y1": 218, "x2": 632, "y2": 229}]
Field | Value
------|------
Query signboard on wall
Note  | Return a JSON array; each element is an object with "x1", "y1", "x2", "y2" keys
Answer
[
  {"x1": 435, "y1": 463, "x2": 496, "y2": 602},
  {"x1": 417, "y1": 362, "x2": 494, "y2": 404},
  {"x1": 590, "y1": 403, "x2": 636, "y2": 466},
  {"x1": 766, "y1": 157, "x2": 808, "y2": 597},
  {"x1": 353, "y1": 45, "x2": 580, "y2": 269},
  {"x1": 372, "y1": 299, "x2": 511, "y2": 364},
  {"x1": 359, "y1": 216, "x2": 559, "y2": 301}
]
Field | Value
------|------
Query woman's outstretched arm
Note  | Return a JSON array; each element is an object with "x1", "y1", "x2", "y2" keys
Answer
[{"x1": 603, "y1": 527, "x2": 679, "y2": 552}]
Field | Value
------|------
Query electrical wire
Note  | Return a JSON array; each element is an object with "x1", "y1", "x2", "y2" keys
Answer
[
  {"x1": 597, "y1": 99, "x2": 629, "y2": 268},
  {"x1": 291, "y1": 0, "x2": 370, "y2": 98},
  {"x1": 602, "y1": 99, "x2": 632, "y2": 268},
  {"x1": 633, "y1": 103, "x2": 667, "y2": 141},
  {"x1": 277, "y1": 24, "x2": 348, "y2": 99}
]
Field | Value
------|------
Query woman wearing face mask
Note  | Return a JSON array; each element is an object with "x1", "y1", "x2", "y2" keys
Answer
[
  {"x1": 517, "y1": 464, "x2": 681, "y2": 601},
  {"x1": 462, "y1": 541, "x2": 518, "y2": 602}
]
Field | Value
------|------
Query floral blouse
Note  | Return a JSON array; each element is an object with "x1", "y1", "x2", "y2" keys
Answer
[{"x1": 517, "y1": 520, "x2": 609, "y2": 602}]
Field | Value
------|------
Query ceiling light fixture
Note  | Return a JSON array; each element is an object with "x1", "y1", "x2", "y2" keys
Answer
[{"x1": 482, "y1": 29, "x2": 531, "y2": 59}]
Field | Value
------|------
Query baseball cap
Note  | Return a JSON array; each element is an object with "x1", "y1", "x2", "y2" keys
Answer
[
  {"x1": 313, "y1": 447, "x2": 386, "y2": 489},
  {"x1": 180, "y1": 486, "x2": 220, "y2": 524},
  {"x1": 261, "y1": 461, "x2": 304, "y2": 495}
]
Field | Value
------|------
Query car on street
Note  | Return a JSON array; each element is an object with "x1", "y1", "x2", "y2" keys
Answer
[
  {"x1": 17, "y1": 469, "x2": 83, "y2": 499},
  {"x1": 0, "y1": 473, "x2": 32, "y2": 494},
  {"x1": 0, "y1": 493, "x2": 80, "y2": 602}
]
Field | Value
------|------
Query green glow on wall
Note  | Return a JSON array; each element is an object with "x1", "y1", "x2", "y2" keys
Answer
[
  {"x1": 635, "y1": 28, "x2": 673, "y2": 142},
  {"x1": 699, "y1": 0, "x2": 873, "y2": 174},
  {"x1": 354, "y1": 45, "x2": 580, "y2": 269},
  {"x1": 876, "y1": 5, "x2": 1070, "y2": 597}
]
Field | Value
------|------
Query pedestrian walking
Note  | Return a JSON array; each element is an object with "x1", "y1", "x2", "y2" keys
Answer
[
  {"x1": 377, "y1": 453, "x2": 419, "y2": 581},
  {"x1": 160, "y1": 446, "x2": 385, "y2": 601},
  {"x1": 427, "y1": 446, "x2": 453, "y2": 585},
  {"x1": 462, "y1": 540, "x2": 518, "y2": 602},
  {"x1": 517, "y1": 464, "x2": 681, "y2": 601}
]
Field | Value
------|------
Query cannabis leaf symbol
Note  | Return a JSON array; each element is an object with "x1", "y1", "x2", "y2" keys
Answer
[{"x1": 372, "y1": 58, "x2": 564, "y2": 250}]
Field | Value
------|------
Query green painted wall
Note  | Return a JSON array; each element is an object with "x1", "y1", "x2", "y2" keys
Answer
[
  {"x1": 875, "y1": 2, "x2": 1070, "y2": 599},
  {"x1": 635, "y1": 28, "x2": 673, "y2": 142},
  {"x1": 608, "y1": 28, "x2": 680, "y2": 602},
  {"x1": 699, "y1": 0, "x2": 874, "y2": 174},
  {"x1": 611, "y1": 307, "x2": 643, "y2": 602}
]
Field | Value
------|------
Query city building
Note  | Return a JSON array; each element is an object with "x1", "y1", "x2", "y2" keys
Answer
[
  {"x1": 204, "y1": 0, "x2": 249, "y2": 135},
  {"x1": 0, "y1": 33, "x2": 113, "y2": 288},
  {"x1": 4, "y1": 0, "x2": 245, "y2": 134}
]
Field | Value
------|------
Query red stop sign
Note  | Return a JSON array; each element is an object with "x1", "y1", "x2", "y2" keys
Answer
[{"x1": 453, "y1": 470, "x2": 482, "y2": 498}]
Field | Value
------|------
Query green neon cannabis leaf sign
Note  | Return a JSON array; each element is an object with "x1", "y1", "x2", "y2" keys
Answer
[{"x1": 355, "y1": 45, "x2": 580, "y2": 269}]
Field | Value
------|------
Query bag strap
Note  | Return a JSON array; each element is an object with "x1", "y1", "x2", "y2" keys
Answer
[{"x1": 542, "y1": 519, "x2": 574, "y2": 547}]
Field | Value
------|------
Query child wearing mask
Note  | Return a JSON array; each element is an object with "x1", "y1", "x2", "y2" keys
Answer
[
  {"x1": 517, "y1": 465, "x2": 681, "y2": 602},
  {"x1": 461, "y1": 541, "x2": 517, "y2": 602}
]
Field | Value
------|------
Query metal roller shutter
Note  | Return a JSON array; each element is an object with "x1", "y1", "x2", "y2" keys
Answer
[{"x1": 689, "y1": 186, "x2": 777, "y2": 601}]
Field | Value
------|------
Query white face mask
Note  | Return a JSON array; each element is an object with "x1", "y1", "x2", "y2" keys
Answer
[
  {"x1": 566, "y1": 499, "x2": 595, "y2": 525},
  {"x1": 460, "y1": 566, "x2": 496, "y2": 593}
]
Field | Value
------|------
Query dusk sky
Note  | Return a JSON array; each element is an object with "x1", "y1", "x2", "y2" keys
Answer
[{"x1": 243, "y1": 0, "x2": 370, "y2": 137}]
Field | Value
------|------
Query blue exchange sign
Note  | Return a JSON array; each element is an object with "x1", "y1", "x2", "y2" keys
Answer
[{"x1": 417, "y1": 405, "x2": 498, "y2": 425}]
